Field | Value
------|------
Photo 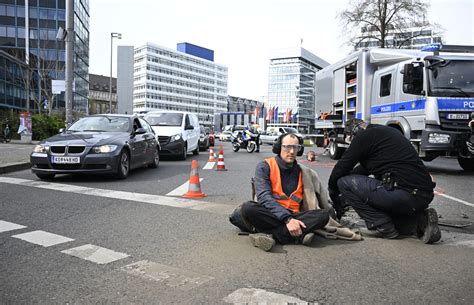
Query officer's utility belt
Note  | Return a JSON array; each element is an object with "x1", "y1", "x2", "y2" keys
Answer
[{"x1": 382, "y1": 172, "x2": 433, "y2": 198}]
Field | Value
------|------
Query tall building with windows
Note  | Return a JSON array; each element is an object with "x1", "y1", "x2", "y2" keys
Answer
[
  {"x1": 357, "y1": 24, "x2": 442, "y2": 49},
  {"x1": 268, "y1": 47, "x2": 329, "y2": 133},
  {"x1": 0, "y1": 0, "x2": 89, "y2": 114},
  {"x1": 131, "y1": 42, "x2": 228, "y2": 126}
]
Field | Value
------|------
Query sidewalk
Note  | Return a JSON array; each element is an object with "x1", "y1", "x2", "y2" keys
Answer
[{"x1": 0, "y1": 140, "x2": 39, "y2": 174}]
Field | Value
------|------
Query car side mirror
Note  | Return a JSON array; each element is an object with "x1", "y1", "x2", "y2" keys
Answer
[
  {"x1": 59, "y1": 128, "x2": 65, "y2": 133},
  {"x1": 134, "y1": 127, "x2": 147, "y2": 134},
  {"x1": 185, "y1": 125, "x2": 194, "y2": 130}
]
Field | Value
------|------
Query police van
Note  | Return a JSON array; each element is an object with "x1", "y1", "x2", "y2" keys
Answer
[{"x1": 314, "y1": 44, "x2": 474, "y2": 171}]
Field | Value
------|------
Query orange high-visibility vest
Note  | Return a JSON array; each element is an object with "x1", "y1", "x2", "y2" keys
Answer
[{"x1": 265, "y1": 157, "x2": 303, "y2": 213}]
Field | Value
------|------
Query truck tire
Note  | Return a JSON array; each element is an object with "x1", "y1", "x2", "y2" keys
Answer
[
  {"x1": 457, "y1": 156, "x2": 474, "y2": 172},
  {"x1": 328, "y1": 139, "x2": 345, "y2": 160}
]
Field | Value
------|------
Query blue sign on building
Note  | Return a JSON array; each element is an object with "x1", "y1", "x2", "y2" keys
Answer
[{"x1": 177, "y1": 42, "x2": 214, "y2": 62}]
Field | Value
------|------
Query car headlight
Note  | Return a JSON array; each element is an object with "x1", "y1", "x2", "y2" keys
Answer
[
  {"x1": 428, "y1": 133, "x2": 450, "y2": 144},
  {"x1": 169, "y1": 134, "x2": 182, "y2": 142},
  {"x1": 92, "y1": 145, "x2": 118, "y2": 153},
  {"x1": 33, "y1": 145, "x2": 49, "y2": 153}
]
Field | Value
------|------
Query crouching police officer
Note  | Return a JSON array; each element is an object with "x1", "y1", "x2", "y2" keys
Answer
[{"x1": 328, "y1": 119, "x2": 441, "y2": 244}]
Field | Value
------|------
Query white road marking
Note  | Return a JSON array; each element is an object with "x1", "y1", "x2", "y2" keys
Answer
[
  {"x1": 223, "y1": 288, "x2": 310, "y2": 304},
  {"x1": 435, "y1": 192, "x2": 474, "y2": 208},
  {"x1": 61, "y1": 244, "x2": 129, "y2": 264},
  {"x1": 12, "y1": 230, "x2": 74, "y2": 247},
  {"x1": 0, "y1": 220, "x2": 26, "y2": 233},
  {"x1": 202, "y1": 162, "x2": 215, "y2": 170},
  {"x1": 121, "y1": 260, "x2": 213, "y2": 291},
  {"x1": 0, "y1": 177, "x2": 232, "y2": 215},
  {"x1": 166, "y1": 178, "x2": 204, "y2": 196}
]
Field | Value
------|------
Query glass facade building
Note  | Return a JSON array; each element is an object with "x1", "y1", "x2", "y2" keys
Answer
[
  {"x1": 132, "y1": 42, "x2": 228, "y2": 126},
  {"x1": 268, "y1": 47, "x2": 329, "y2": 133},
  {"x1": 0, "y1": 0, "x2": 89, "y2": 113}
]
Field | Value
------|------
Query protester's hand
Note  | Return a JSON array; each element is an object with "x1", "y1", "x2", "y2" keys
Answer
[{"x1": 286, "y1": 219, "x2": 306, "y2": 237}]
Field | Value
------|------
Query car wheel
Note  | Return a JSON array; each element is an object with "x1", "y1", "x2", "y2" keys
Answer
[
  {"x1": 116, "y1": 149, "x2": 130, "y2": 179},
  {"x1": 36, "y1": 173, "x2": 55, "y2": 180},
  {"x1": 149, "y1": 146, "x2": 160, "y2": 168},
  {"x1": 180, "y1": 143, "x2": 187, "y2": 160}
]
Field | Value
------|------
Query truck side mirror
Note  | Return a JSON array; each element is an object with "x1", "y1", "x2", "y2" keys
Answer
[{"x1": 403, "y1": 64, "x2": 414, "y2": 84}]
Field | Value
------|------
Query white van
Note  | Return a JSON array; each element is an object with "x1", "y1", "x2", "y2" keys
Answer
[{"x1": 144, "y1": 111, "x2": 200, "y2": 160}]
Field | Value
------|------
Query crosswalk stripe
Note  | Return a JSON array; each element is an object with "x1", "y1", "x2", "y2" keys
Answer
[
  {"x1": 61, "y1": 244, "x2": 129, "y2": 264},
  {"x1": 0, "y1": 220, "x2": 27, "y2": 233},
  {"x1": 12, "y1": 230, "x2": 74, "y2": 247},
  {"x1": 202, "y1": 162, "x2": 215, "y2": 170},
  {"x1": 166, "y1": 178, "x2": 204, "y2": 196},
  {"x1": 0, "y1": 177, "x2": 232, "y2": 215},
  {"x1": 223, "y1": 288, "x2": 309, "y2": 304}
]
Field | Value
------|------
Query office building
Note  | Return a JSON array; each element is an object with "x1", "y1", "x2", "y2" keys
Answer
[
  {"x1": 0, "y1": 0, "x2": 90, "y2": 113},
  {"x1": 357, "y1": 24, "x2": 442, "y2": 49},
  {"x1": 88, "y1": 73, "x2": 116, "y2": 115},
  {"x1": 130, "y1": 42, "x2": 228, "y2": 126},
  {"x1": 268, "y1": 47, "x2": 329, "y2": 133}
]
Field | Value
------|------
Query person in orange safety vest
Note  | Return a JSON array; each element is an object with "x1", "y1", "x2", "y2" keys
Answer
[{"x1": 240, "y1": 133, "x2": 330, "y2": 251}]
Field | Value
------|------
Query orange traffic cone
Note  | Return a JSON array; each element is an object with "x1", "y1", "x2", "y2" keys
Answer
[
  {"x1": 215, "y1": 144, "x2": 227, "y2": 171},
  {"x1": 208, "y1": 146, "x2": 216, "y2": 162},
  {"x1": 183, "y1": 160, "x2": 207, "y2": 198}
]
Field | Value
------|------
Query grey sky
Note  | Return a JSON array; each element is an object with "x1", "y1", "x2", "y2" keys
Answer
[{"x1": 89, "y1": 0, "x2": 474, "y2": 101}]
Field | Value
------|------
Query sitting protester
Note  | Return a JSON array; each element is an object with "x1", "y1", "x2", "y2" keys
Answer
[{"x1": 231, "y1": 133, "x2": 361, "y2": 252}]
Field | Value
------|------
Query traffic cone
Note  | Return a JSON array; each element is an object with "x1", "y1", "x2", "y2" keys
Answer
[
  {"x1": 208, "y1": 146, "x2": 216, "y2": 162},
  {"x1": 215, "y1": 144, "x2": 227, "y2": 171},
  {"x1": 183, "y1": 160, "x2": 207, "y2": 198}
]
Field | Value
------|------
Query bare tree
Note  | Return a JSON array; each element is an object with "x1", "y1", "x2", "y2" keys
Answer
[{"x1": 339, "y1": 0, "x2": 443, "y2": 49}]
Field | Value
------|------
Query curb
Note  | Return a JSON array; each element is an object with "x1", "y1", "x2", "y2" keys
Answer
[{"x1": 0, "y1": 162, "x2": 31, "y2": 174}]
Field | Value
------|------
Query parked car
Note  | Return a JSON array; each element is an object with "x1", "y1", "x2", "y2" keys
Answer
[
  {"x1": 219, "y1": 130, "x2": 233, "y2": 142},
  {"x1": 144, "y1": 111, "x2": 200, "y2": 160},
  {"x1": 30, "y1": 114, "x2": 160, "y2": 180},
  {"x1": 198, "y1": 126, "x2": 210, "y2": 151}
]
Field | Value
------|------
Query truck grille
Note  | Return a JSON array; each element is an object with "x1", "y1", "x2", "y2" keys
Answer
[{"x1": 439, "y1": 111, "x2": 470, "y2": 131}]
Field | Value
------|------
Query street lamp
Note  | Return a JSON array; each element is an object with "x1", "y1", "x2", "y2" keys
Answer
[{"x1": 109, "y1": 32, "x2": 122, "y2": 113}]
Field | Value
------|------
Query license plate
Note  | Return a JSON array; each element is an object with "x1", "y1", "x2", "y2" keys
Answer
[
  {"x1": 447, "y1": 113, "x2": 469, "y2": 120},
  {"x1": 51, "y1": 156, "x2": 80, "y2": 164}
]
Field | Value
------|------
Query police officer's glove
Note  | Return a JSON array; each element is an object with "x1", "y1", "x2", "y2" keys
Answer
[{"x1": 329, "y1": 189, "x2": 345, "y2": 221}]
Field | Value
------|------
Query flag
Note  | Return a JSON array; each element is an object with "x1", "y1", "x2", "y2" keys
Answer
[
  {"x1": 288, "y1": 109, "x2": 292, "y2": 123},
  {"x1": 274, "y1": 106, "x2": 279, "y2": 122},
  {"x1": 267, "y1": 106, "x2": 273, "y2": 121},
  {"x1": 254, "y1": 104, "x2": 260, "y2": 119},
  {"x1": 292, "y1": 111, "x2": 297, "y2": 122},
  {"x1": 260, "y1": 104, "x2": 265, "y2": 118}
]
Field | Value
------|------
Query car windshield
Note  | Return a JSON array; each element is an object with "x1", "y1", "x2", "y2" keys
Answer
[
  {"x1": 428, "y1": 60, "x2": 474, "y2": 97},
  {"x1": 68, "y1": 116, "x2": 130, "y2": 132},
  {"x1": 145, "y1": 113, "x2": 183, "y2": 126}
]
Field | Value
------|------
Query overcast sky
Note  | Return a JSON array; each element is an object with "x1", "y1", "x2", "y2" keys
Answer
[{"x1": 89, "y1": 0, "x2": 474, "y2": 101}]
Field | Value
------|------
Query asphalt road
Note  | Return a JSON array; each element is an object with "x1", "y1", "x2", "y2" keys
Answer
[{"x1": 1, "y1": 141, "x2": 473, "y2": 304}]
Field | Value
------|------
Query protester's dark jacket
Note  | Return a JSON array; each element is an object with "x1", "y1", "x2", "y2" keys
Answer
[{"x1": 328, "y1": 124, "x2": 434, "y2": 194}]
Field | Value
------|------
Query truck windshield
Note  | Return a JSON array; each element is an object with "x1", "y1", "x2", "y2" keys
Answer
[
  {"x1": 144, "y1": 113, "x2": 183, "y2": 126},
  {"x1": 428, "y1": 60, "x2": 474, "y2": 97}
]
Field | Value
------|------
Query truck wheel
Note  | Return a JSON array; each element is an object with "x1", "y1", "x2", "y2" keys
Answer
[
  {"x1": 328, "y1": 139, "x2": 344, "y2": 160},
  {"x1": 457, "y1": 156, "x2": 474, "y2": 172}
]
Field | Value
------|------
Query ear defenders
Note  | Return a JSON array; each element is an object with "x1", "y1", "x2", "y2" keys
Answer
[{"x1": 272, "y1": 133, "x2": 304, "y2": 156}]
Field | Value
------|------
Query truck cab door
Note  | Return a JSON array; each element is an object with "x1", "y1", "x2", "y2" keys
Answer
[{"x1": 371, "y1": 67, "x2": 395, "y2": 125}]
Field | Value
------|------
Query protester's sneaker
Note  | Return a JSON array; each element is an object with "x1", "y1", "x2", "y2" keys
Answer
[
  {"x1": 417, "y1": 208, "x2": 441, "y2": 244},
  {"x1": 301, "y1": 232, "x2": 315, "y2": 246},
  {"x1": 249, "y1": 233, "x2": 275, "y2": 251},
  {"x1": 360, "y1": 223, "x2": 399, "y2": 239}
]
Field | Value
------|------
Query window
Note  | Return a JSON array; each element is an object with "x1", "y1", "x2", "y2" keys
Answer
[{"x1": 380, "y1": 74, "x2": 392, "y2": 97}]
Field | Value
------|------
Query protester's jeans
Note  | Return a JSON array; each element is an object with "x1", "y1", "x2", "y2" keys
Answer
[
  {"x1": 241, "y1": 201, "x2": 329, "y2": 244},
  {"x1": 337, "y1": 175, "x2": 432, "y2": 231}
]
